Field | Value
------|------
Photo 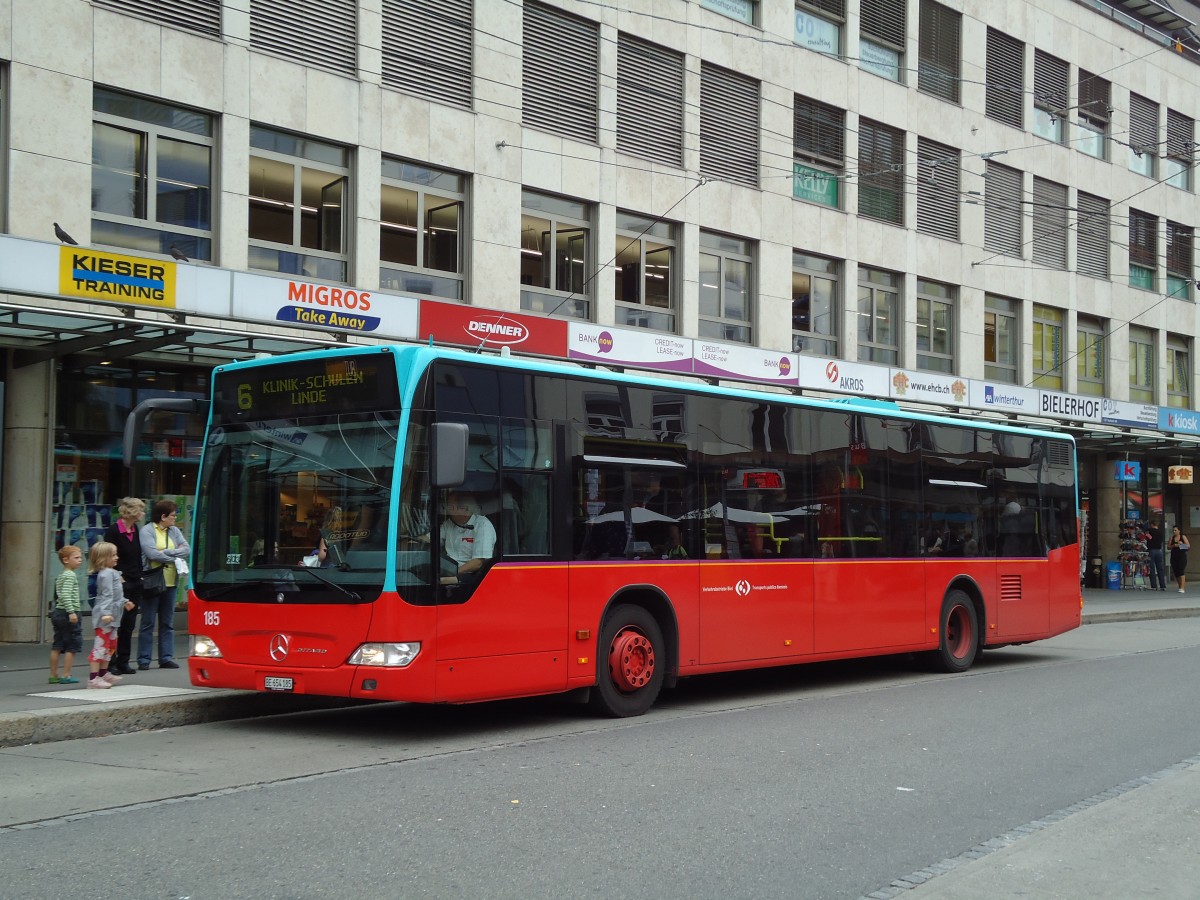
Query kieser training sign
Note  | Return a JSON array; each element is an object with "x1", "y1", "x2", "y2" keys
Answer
[{"x1": 59, "y1": 247, "x2": 177, "y2": 309}]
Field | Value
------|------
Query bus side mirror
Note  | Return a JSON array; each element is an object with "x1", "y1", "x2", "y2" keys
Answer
[{"x1": 430, "y1": 422, "x2": 468, "y2": 488}]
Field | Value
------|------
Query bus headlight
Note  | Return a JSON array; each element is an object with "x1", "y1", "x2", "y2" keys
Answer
[
  {"x1": 348, "y1": 642, "x2": 421, "y2": 667},
  {"x1": 191, "y1": 635, "x2": 223, "y2": 658}
]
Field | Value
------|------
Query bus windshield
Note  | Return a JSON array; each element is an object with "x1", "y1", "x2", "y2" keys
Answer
[{"x1": 193, "y1": 353, "x2": 401, "y2": 603}]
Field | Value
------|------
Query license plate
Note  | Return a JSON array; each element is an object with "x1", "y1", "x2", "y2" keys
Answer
[{"x1": 264, "y1": 676, "x2": 294, "y2": 692}]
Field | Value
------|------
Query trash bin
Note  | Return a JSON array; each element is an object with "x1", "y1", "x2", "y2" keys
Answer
[
  {"x1": 1088, "y1": 557, "x2": 1103, "y2": 589},
  {"x1": 1105, "y1": 561, "x2": 1123, "y2": 590}
]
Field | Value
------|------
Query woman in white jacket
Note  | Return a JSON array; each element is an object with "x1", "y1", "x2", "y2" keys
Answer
[{"x1": 138, "y1": 499, "x2": 191, "y2": 670}]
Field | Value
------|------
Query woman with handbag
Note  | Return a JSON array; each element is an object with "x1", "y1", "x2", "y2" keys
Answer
[
  {"x1": 1169, "y1": 525, "x2": 1190, "y2": 594},
  {"x1": 103, "y1": 497, "x2": 146, "y2": 675},
  {"x1": 137, "y1": 499, "x2": 191, "y2": 670}
]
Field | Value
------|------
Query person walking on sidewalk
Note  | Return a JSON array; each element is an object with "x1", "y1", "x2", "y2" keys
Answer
[
  {"x1": 48, "y1": 546, "x2": 84, "y2": 684},
  {"x1": 1168, "y1": 526, "x2": 1190, "y2": 593},
  {"x1": 103, "y1": 497, "x2": 146, "y2": 675},
  {"x1": 1145, "y1": 518, "x2": 1166, "y2": 591},
  {"x1": 87, "y1": 542, "x2": 134, "y2": 689},
  {"x1": 138, "y1": 499, "x2": 190, "y2": 670}
]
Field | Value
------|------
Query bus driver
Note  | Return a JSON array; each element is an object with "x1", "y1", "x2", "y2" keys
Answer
[{"x1": 439, "y1": 492, "x2": 497, "y2": 582}]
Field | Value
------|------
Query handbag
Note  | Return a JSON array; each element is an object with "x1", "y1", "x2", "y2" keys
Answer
[{"x1": 142, "y1": 566, "x2": 168, "y2": 594}]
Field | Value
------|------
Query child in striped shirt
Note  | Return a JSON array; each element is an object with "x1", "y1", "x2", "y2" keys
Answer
[{"x1": 48, "y1": 546, "x2": 84, "y2": 684}]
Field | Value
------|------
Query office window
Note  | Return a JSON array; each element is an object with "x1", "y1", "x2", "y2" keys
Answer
[
  {"x1": 520, "y1": 190, "x2": 591, "y2": 319},
  {"x1": 984, "y1": 294, "x2": 1018, "y2": 383},
  {"x1": 1033, "y1": 50, "x2": 1068, "y2": 144},
  {"x1": 1165, "y1": 110, "x2": 1194, "y2": 191},
  {"x1": 1129, "y1": 326, "x2": 1154, "y2": 403},
  {"x1": 1031, "y1": 177, "x2": 1067, "y2": 270},
  {"x1": 700, "y1": 62, "x2": 760, "y2": 187},
  {"x1": 94, "y1": 0, "x2": 220, "y2": 36},
  {"x1": 248, "y1": 126, "x2": 349, "y2": 282},
  {"x1": 794, "y1": 0, "x2": 843, "y2": 56},
  {"x1": 382, "y1": 0, "x2": 472, "y2": 108},
  {"x1": 1077, "y1": 315, "x2": 1105, "y2": 396},
  {"x1": 916, "y1": 138, "x2": 959, "y2": 240},
  {"x1": 251, "y1": 0, "x2": 356, "y2": 74},
  {"x1": 1032, "y1": 304, "x2": 1064, "y2": 389},
  {"x1": 983, "y1": 161, "x2": 1022, "y2": 257},
  {"x1": 1076, "y1": 71, "x2": 1110, "y2": 160},
  {"x1": 702, "y1": 0, "x2": 757, "y2": 25},
  {"x1": 917, "y1": 0, "x2": 960, "y2": 103},
  {"x1": 1128, "y1": 93, "x2": 1158, "y2": 178},
  {"x1": 92, "y1": 88, "x2": 214, "y2": 261},
  {"x1": 916, "y1": 278, "x2": 954, "y2": 373},
  {"x1": 1129, "y1": 209, "x2": 1157, "y2": 291},
  {"x1": 1167, "y1": 336, "x2": 1190, "y2": 409},
  {"x1": 379, "y1": 159, "x2": 465, "y2": 300},
  {"x1": 792, "y1": 251, "x2": 839, "y2": 356},
  {"x1": 699, "y1": 231, "x2": 754, "y2": 344},
  {"x1": 793, "y1": 96, "x2": 844, "y2": 208},
  {"x1": 859, "y1": 0, "x2": 905, "y2": 81},
  {"x1": 857, "y1": 266, "x2": 900, "y2": 365},
  {"x1": 615, "y1": 212, "x2": 676, "y2": 332},
  {"x1": 523, "y1": 1, "x2": 599, "y2": 144},
  {"x1": 1166, "y1": 221, "x2": 1194, "y2": 302},
  {"x1": 858, "y1": 118, "x2": 904, "y2": 225},
  {"x1": 985, "y1": 29, "x2": 1023, "y2": 129},
  {"x1": 1076, "y1": 191, "x2": 1110, "y2": 279},
  {"x1": 618, "y1": 35, "x2": 685, "y2": 168}
]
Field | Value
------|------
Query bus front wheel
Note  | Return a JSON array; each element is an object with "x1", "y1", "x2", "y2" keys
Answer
[
  {"x1": 931, "y1": 590, "x2": 978, "y2": 673},
  {"x1": 592, "y1": 604, "x2": 665, "y2": 718}
]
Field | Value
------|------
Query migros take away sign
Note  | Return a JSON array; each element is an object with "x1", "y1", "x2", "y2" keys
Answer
[{"x1": 58, "y1": 247, "x2": 176, "y2": 309}]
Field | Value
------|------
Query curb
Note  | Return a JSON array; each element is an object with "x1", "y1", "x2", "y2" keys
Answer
[
  {"x1": 0, "y1": 692, "x2": 368, "y2": 749},
  {"x1": 1082, "y1": 607, "x2": 1200, "y2": 625}
]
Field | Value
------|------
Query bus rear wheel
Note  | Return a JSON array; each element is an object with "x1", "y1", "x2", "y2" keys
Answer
[
  {"x1": 931, "y1": 590, "x2": 978, "y2": 673},
  {"x1": 591, "y1": 604, "x2": 665, "y2": 718}
]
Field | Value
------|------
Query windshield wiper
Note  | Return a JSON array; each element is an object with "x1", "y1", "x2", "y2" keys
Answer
[
  {"x1": 285, "y1": 565, "x2": 362, "y2": 600},
  {"x1": 200, "y1": 576, "x2": 298, "y2": 600}
]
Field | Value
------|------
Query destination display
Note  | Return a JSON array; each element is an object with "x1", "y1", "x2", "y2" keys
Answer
[{"x1": 213, "y1": 352, "x2": 399, "y2": 421}]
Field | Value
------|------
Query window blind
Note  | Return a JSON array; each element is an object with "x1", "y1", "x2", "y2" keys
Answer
[
  {"x1": 617, "y1": 34, "x2": 684, "y2": 167},
  {"x1": 916, "y1": 137, "x2": 959, "y2": 240},
  {"x1": 1031, "y1": 177, "x2": 1067, "y2": 269},
  {"x1": 700, "y1": 62, "x2": 761, "y2": 187},
  {"x1": 918, "y1": 0, "x2": 961, "y2": 103},
  {"x1": 860, "y1": 0, "x2": 905, "y2": 47},
  {"x1": 858, "y1": 119, "x2": 904, "y2": 224},
  {"x1": 1129, "y1": 210, "x2": 1158, "y2": 270},
  {"x1": 522, "y1": 1, "x2": 600, "y2": 144},
  {"x1": 983, "y1": 161, "x2": 1022, "y2": 257},
  {"x1": 1076, "y1": 192, "x2": 1110, "y2": 278},
  {"x1": 250, "y1": 0, "x2": 357, "y2": 75},
  {"x1": 1129, "y1": 94, "x2": 1159, "y2": 154},
  {"x1": 94, "y1": 0, "x2": 221, "y2": 37},
  {"x1": 382, "y1": 0, "x2": 472, "y2": 109},
  {"x1": 985, "y1": 29, "x2": 1023, "y2": 128}
]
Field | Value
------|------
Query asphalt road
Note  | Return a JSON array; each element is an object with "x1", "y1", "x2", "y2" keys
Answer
[{"x1": 2, "y1": 618, "x2": 1199, "y2": 900}]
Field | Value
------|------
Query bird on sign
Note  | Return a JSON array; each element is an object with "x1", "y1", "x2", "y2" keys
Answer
[
  {"x1": 53, "y1": 222, "x2": 78, "y2": 245},
  {"x1": 169, "y1": 246, "x2": 189, "y2": 262}
]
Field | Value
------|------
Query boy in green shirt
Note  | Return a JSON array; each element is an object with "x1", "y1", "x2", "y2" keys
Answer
[{"x1": 49, "y1": 546, "x2": 84, "y2": 684}]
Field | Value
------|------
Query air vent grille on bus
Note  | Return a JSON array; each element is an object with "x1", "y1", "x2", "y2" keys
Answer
[
  {"x1": 1047, "y1": 441, "x2": 1072, "y2": 467},
  {"x1": 1000, "y1": 574, "x2": 1022, "y2": 601}
]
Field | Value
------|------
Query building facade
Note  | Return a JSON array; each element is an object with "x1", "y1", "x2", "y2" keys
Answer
[{"x1": 1, "y1": 0, "x2": 1199, "y2": 639}]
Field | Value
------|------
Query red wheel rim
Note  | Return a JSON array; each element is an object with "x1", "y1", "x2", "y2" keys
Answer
[
  {"x1": 608, "y1": 628, "x2": 655, "y2": 692},
  {"x1": 946, "y1": 605, "x2": 971, "y2": 659}
]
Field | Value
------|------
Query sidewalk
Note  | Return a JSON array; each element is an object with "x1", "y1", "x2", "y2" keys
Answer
[{"x1": 0, "y1": 612, "x2": 355, "y2": 749}]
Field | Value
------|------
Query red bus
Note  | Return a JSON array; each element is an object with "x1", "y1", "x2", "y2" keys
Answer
[{"x1": 159, "y1": 345, "x2": 1080, "y2": 716}]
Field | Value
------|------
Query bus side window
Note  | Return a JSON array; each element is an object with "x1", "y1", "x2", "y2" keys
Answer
[{"x1": 498, "y1": 474, "x2": 551, "y2": 556}]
